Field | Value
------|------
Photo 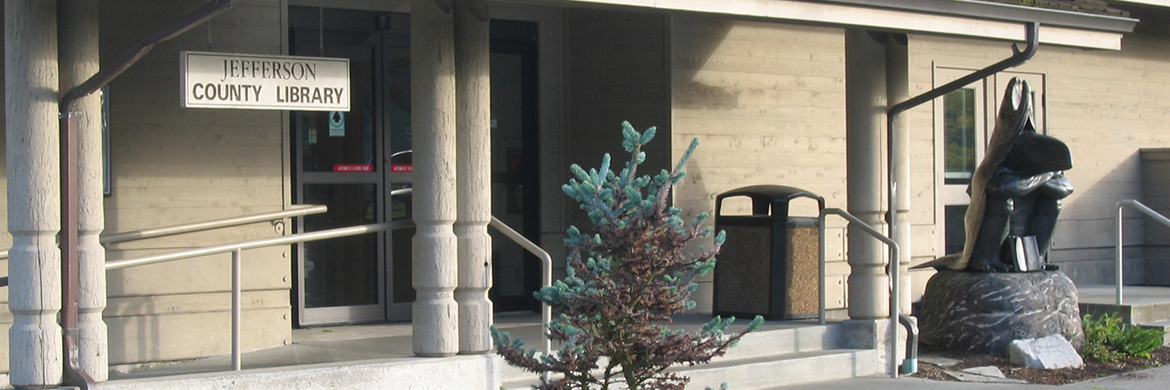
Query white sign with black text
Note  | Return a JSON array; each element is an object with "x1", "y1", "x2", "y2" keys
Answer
[{"x1": 180, "y1": 51, "x2": 349, "y2": 111}]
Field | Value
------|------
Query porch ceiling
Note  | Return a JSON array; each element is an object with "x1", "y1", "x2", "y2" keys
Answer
[{"x1": 544, "y1": 0, "x2": 1135, "y2": 49}]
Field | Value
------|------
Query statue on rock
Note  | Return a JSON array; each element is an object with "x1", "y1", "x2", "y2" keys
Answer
[
  {"x1": 918, "y1": 77, "x2": 1073, "y2": 273},
  {"x1": 917, "y1": 77, "x2": 1084, "y2": 357}
]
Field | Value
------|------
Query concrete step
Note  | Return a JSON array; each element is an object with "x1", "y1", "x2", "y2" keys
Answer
[
  {"x1": 1077, "y1": 285, "x2": 1170, "y2": 325},
  {"x1": 96, "y1": 355, "x2": 501, "y2": 390},
  {"x1": 681, "y1": 349, "x2": 879, "y2": 390},
  {"x1": 1079, "y1": 301, "x2": 1170, "y2": 325},
  {"x1": 1138, "y1": 320, "x2": 1170, "y2": 346},
  {"x1": 501, "y1": 322, "x2": 879, "y2": 389},
  {"x1": 500, "y1": 322, "x2": 843, "y2": 383},
  {"x1": 501, "y1": 349, "x2": 879, "y2": 390}
]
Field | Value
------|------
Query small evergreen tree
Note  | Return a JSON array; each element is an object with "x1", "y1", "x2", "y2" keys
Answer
[{"x1": 492, "y1": 121, "x2": 763, "y2": 390}]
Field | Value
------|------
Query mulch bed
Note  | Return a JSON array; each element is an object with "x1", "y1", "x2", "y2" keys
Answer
[{"x1": 911, "y1": 346, "x2": 1170, "y2": 385}]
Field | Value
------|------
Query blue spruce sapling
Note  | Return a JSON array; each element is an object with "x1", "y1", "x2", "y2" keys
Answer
[{"x1": 492, "y1": 121, "x2": 763, "y2": 390}]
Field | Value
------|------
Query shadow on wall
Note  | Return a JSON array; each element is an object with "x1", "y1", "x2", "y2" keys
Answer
[
  {"x1": 672, "y1": 15, "x2": 738, "y2": 111},
  {"x1": 1050, "y1": 150, "x2": 1146, "y2": 286}
]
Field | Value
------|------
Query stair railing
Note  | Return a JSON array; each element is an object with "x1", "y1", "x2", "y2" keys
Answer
[
  {"x1": 394, "y1": 188, "x2": 555, "y2": 363},
  {"x1": 0, "y1": 205, "x2": 329, "y2": 287},
  {"x1": 0, "y1": 196, "x2": 557, "y2": 375},
  {"x1": 0, "y1": 204, "x2": 328, "y2": 261},
  {"x1": 489, "y1": 216, "x2": 553, "y2": 384},
  {"x1": 818, "y1": 208, "x2": 906, "y2": 378},
  {"x1": 107, "y1": 219, "x2": 417, "y2": 371},
  {"x1": 1115, "y1": 199, "x2": 1170, "y2": 305}
]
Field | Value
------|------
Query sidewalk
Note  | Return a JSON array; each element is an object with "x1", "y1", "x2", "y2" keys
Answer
[{"x1": 767, "y1": 364, "x2": 1170, "y2": 389}]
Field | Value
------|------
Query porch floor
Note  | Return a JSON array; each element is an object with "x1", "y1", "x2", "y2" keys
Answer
[
  {"x1": 108, "y1": 312, "x2": 812, "y2": 381},
  {"x1": 1076, "y1": 284, "x2": 1170, "y2": 306}
]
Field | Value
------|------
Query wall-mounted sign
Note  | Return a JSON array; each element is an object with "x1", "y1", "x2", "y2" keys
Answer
[
  {"x1": 180, "y1": 51, "x2": 349, "y2": 111},
  {"x1": 334, "y1": 164, "x2": 373, "y2": 173},
  {"x1": 328, "y1": 111, "x2": 345, "y2": 137}
]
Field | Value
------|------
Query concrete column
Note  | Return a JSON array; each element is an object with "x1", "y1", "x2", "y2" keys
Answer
[
  {"x1": 453, "y1": 0, "x2": 493, "y2": 355},
  {"x1": 411, "y1": 0, "x2": 460, "y2": 357},
  {"x1": 59, "y1": 0, "x2": 107, "y2": 381},
  {"x1": 6, "y1": 0, "x2": 64, "y2": 387},
  {"x1": 886, "y1": 35, "x2": 913, "y2": 313},
  {"x1": 844, "y1": 30, "x2": 889, "y2": 319}
]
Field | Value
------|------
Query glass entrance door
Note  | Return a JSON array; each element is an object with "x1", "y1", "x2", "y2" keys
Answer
[
  {"x1": 291, "y1": 8, "x2": 544, "y2": 323},
  {"x1": 291, "y1": 8, "x2": 413, "y2": 326},
  {"x1": 490, "y1": 20, "x2": 541, "y2": 312}
]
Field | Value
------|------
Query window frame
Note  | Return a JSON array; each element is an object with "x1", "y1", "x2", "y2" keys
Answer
[{"x1": 931, "y1": 65, "x2": 1046, "y2": 258}]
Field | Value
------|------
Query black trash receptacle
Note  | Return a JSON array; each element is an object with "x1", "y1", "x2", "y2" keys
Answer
[{"x1": 713, "y1": 185, "x2": 824, "y2": 321}]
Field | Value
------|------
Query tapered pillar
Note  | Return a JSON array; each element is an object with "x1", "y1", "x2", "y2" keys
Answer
[
  {"x1": 411, "y1": 0, "x2": 460, "y2": 357},
  {"x1": 6, "y1": 0, "x2": 64, "y2": 387},
  {"x1": 453, "y1": 0, "x2": 493, "y2": 355},
  {"x1": 886, "y1": 35, "x2": 912, "y2": 312},
  {"x1": 844, "y1": 30, "x2": 889, "y2": 319},
  {"x1": 59, "y1": 0, "x2": 108, "y2": 381}
]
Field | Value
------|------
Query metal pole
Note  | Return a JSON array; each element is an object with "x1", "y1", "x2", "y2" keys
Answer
[
  {"x1": 232, "y1": 249, "x2": 242, "y2": 371},
  {"x1": 1117, "y1": 203, "x2": 1124, "y2": 305},
  {"x1": 890, "y1": 229, "x2": 900, "y2": 379},
  {"x1": 884, "y1": 22, "x2": 1038, "y2": 290},
  {"x1": 819, "y1": 212, "x2": 827, "y2": 325},
  {"x1": 487, "y1": 217, "x2": 551, "y2": 383},
  {"x1": 820, "y1": 209, "x2": 900, "y2": 378},
  {"x1": 56, "y1": 0, "x2": 240, "y2": 384}
]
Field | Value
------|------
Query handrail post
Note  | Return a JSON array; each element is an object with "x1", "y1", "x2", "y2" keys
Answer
[
  {"x1": 487, "y1": 217, "x2": 552, "y2": 361},
  {"x1": 818, "y1": 208, "x2": 903, "y2": 378},
  {"x1": 1117, "y1": 202, "x2": 1125, "y2": 305},
  {"x1": 819, "y1": 212, "x2": 827, "y2": 325},
  {"x1": 1114, "y1": 200, "x2": 1170, "y2": 306},
  {"x1": 231, "y1": 249, "x2": 242, "y2": 371}
]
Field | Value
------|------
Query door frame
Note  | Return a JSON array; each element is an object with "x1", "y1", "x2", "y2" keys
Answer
[{"x1": 289, "y1": 7, "x2": 412, "y2": 326}]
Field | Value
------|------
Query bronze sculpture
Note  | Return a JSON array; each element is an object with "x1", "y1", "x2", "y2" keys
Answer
[
  {"x1": 917, "y1": 78, "x2": 1084, "y2": 356},
  {"x1": 920, "y1": 77, "x2": 1073, "y2": 272}
]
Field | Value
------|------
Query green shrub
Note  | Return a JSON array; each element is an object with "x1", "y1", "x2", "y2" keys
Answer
[
  {"x1": 1082, "y1": 313, "x2": 1166, "y2": 362},
  {"x1": 491, "y1": 122, "x2": 762, "y2": 390}
]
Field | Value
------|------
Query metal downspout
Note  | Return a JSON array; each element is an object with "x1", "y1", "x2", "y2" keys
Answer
[
  {"x1": 883, "y1": 22, "x2": 1038, "y2": 378},
  {"x1": 58, "y1": 1, "x2": 239, "y2": 388}
]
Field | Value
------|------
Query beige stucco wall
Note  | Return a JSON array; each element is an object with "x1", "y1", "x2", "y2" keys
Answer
[
  {"x1": 906, "y1": 26, "x2": 1170, "y2": 289},
  {"x1": 561, "y1": 8, "x2": 672, "y2": 278},
  {"x1": 98, "y1": 0, "x2": 291, "y2": 366},
  {"x1": 668, "y1": 12, "x2": 1170, "y2": 312},
  {"x1": 0, "y1": 0, "x2": 292, "y2": 371},
  {"x1": 668, "y1": 14, "x2": 851, "y2": 314},
  {"x1": 1, "y1": 0, "x2": 1168, "y2": 373}
]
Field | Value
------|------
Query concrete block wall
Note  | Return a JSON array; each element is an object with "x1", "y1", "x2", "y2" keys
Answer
[
  {"x1": 1141, "y1": 148, "x2": 1170, "y2": 286},
  {"x1": 0, "y1": 0, "x2": 291, "y2": 371},
  {"x1": 562, "y1": 8, "x2": 672, "y2": 280},
  {"x1": 668, "y1": 14, "x2": 849, "y2": 313},
  {"x1": 94, "y1": 0, "x2": 292, "y2": 366},
  {"x1": 906, "y1": 24, "x2": 1170, "y2": 288}
]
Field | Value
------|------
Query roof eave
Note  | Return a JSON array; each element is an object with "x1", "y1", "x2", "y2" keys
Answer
[{"x1": 820, "y1": 0, "x2": 1137, "y2": 33}]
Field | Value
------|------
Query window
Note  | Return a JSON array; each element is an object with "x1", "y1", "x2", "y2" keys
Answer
[{"x1": 934, "y1": 68, "x2": 1044, "y2": 256}]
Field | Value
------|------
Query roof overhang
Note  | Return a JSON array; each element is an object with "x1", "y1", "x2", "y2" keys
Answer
[
  {"x1": 1111, "y1": 0, "x2": 1170, "y2": 7},
  {"x1": 550, "y1": 0, "x2": 1137, "y2": 50}
]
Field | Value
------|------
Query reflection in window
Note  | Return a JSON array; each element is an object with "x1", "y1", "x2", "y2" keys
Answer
[
  {"x1": 944, "y1": 88, "x2": 976, "y2": 185},
  {"x1": 945, "y1": 205, "x2": 968, "y2": 255}
]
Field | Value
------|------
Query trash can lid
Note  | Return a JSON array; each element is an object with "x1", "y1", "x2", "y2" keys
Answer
[{"x1": 716, "y1": 185, "x2": 824, "y2": 204}]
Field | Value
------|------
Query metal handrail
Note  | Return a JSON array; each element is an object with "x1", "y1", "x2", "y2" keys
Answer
[
  {"x1": 106, "y1": 220, "x2": 411, "y2": 270},
  {"x1": 818, "y1": 208, "x2": 903, "y2": 379},
  {"x1": 489, "y1": 216, "x2": 553, "y2": 381},
  {"x1": 393, "y1": 188, "x2": 553, "y2": 369},
  {"x1": 0, "y1": 205, "x2": 328, "y2": 260},
  {"x1": 108, "y1": 219, "x2": 416, "y2": 370},
  {"x1": 1116, "y1": 200, "x2": 1170, "y2": 305}
]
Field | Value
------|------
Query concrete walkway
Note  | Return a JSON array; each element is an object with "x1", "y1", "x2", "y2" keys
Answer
[{"x1": 768, "y1": 363, "x2": 1170, "y2": 389}]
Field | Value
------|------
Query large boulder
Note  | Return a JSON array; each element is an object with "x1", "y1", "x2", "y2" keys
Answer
[{"x1": 918, "y1": 269, "x2": 1084, "y2": 357}]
